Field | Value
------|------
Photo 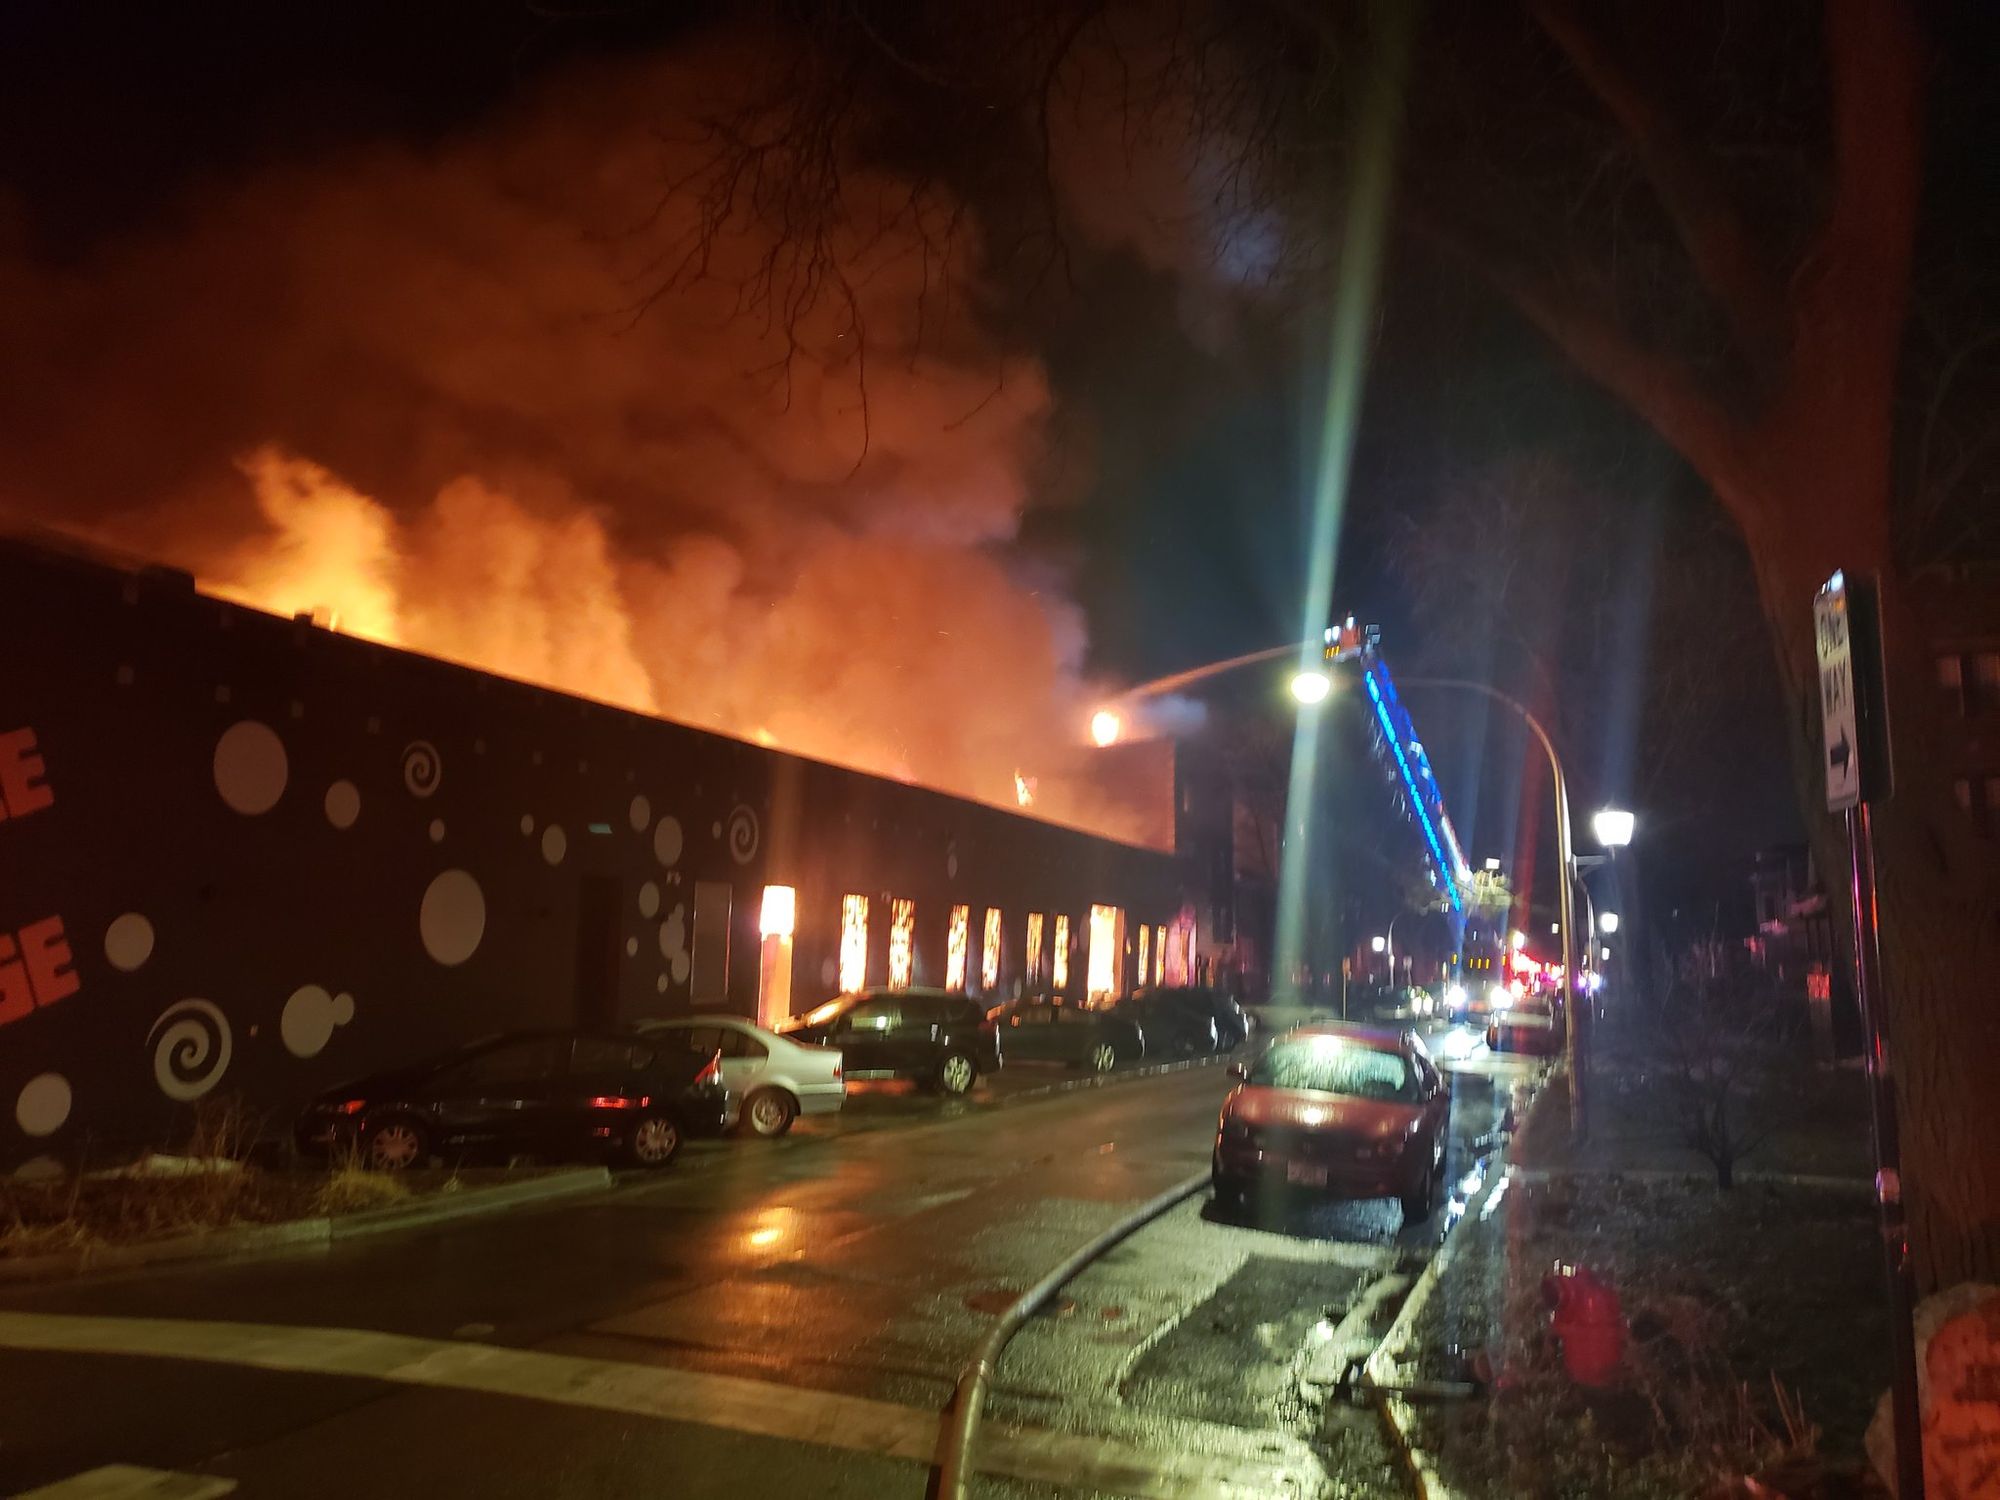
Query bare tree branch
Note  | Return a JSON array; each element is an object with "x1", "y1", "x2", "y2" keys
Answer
[{"x1": 1529, "y1": 0, "x2": 1789, "y2": 378}]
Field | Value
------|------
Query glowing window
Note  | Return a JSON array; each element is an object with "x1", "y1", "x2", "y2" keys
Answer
[
  {"x1": 759, "y1": 885, "x2": 796, "y2": 938},
  {"x1": 1154, "y1": 925, "x2": 1167, "y2": 984},
  {"x1": 839, "y1": 895, "x2": 869, "y2": 993},
  {"x1": 1025, "y1": 913, "x2": 1045, "y2": 986},
  {"x1": 1136, "y1": 925, "x2": 1150, "y2": 989},
  {"x1": 888, "y1": 898, "x2": 916, "y2": 990},
  {"x1": 1087, "y1": 904, "x2": 1121, "y2": 1000},
  {"x1": 1052, "y1": 915, "x2": 1071, "y2": 989},
  {"x1": 946, "y1": 904, "x2": 970, "y2": 990},
  {"x1": 981, "y1": 908, "x2": 1003, "y2": 992}
]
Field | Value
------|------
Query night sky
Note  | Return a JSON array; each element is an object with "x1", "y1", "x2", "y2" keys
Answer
[{"x1": 4, "y1": 0, "x2": 1907, "y2": 926}]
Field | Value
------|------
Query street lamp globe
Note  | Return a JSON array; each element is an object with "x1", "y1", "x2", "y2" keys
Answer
[
  {"x1": 1370, "y1": 935, "x2": 1387, "y2": 953},
  {"x1": 1509, "y1": 930, "x2": 1527, "y2": 951},
  {"x1": 1089, "y1": 709, "x2": 1123, "y2": 747},
  {"x1": 1598, "y1": 911, "x2": 1620, "y2": 934},
  {"x1": 1290, "y1": 669, "x2": 1332, "y2": 705},
  {"x1": 1592, "y1": 807, "x2": 1636, "y2": 848}
]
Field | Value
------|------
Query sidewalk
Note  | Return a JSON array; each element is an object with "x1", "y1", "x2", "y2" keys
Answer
[{"x1": 1387, "y1": 1062, "x2": 1887, "y2": 1499}]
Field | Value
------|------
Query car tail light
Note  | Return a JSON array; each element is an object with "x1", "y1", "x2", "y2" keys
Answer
[
  {"x1": 695, "y1": 1051, "x2": 722, "y2": 1087},
  {"x1": 332, "y1": 1098, "x2": 367, "y2": 1115},
  {"x1": 586, "y1": 1095, "x2": 639, "y2": 1110}
]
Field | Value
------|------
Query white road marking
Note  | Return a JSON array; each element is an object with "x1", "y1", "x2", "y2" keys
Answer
[
  {"x1": 0, "y1": 1313, "x2": 1323, "y2": 1500},
  {"x1": 13, "y1": 1467, "x2": 236, "y2": 1500}
]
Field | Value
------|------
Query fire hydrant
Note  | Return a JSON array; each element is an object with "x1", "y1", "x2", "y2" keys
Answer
[{"x1": 1542, "y1": 1262, "x2": 1625, "y2": 1386}]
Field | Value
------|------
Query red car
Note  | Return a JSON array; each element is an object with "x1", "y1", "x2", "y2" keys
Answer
[{"x1": 1212, "y1": 1023, "x2": 1451, "y2": 1222}]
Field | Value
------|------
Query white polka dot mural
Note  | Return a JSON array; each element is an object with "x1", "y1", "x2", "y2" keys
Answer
[
  {"x1": 402, "y1": 740, "x2": 442, "y2": 797},
  {"x1": 725, "y1": 804, "x2": 760, "y2": 864},
  {"x1": 638, "y1": 881, "x2": 660, "y2": 919},
  {"x1": 213, "y1": 720, "x2": 288, "y2": 814},
  {"x1": 147, "y1": 1000, "x2": 233, "y2": 1101},
  {"x1": 628, "y1": 794, "x2": 651, "y2": 832},
  {"x1": 659, "y1": 904, "x2": 690, "y2": 984},
  {"x1": 13, "y1": 1156, "x2": 63, "y2": 1182},
  {"x1": 429, "y1": 818, "x2": 446, "y2": 843},
  {"x1": 103, "y1": 913, "x2": 155, "y2": 973},
  {"x1": 625, "y1": 937, "x2": 638, "y2": 957},
  {"x1": 541, "y1": 825, "x2": 567, "y2": 865},
  {"x1": 519, "y1": 813, "x2": 535, "y2": 835},
  {"x1": 324, "y1": 779, "x2": 361, "y2": 830},
  {"x1": 280, "y1": 985, "x2": 357, "y2": 1059},
  {"x1": 15, "y1": 1073, "x2": 71, "y2": 1136},
  {"x1": 419, "y1": 870, "x2": 486, "y2": 966},
  {"x1": 653, "y1": 815, "x2": 683, "y2": 867}
]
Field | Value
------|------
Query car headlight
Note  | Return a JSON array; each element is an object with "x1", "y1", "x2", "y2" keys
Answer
[{"x1": 1445, "y1": 985, "x2": 1467, "y2": 1009}]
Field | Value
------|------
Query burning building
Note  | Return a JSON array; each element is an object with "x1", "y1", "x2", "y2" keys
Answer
[{"x1": 0, "y1": 536, "x2": 1192, "y2": 1160}]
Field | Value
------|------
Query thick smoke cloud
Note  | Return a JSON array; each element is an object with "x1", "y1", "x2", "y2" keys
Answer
[{"x1": 0, "y1": 53, "x2": 1155, "y2": 843}]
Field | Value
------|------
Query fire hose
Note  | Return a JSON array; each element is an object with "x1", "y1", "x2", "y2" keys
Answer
[{"x1": 932, "y1": 1168, "x2": 1210, "y2": 1499}]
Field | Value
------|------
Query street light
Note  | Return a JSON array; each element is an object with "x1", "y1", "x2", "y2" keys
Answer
[
  {"x1": 1290, "y1": 669, "x2": 1332, "y2": 704},
  {"x1": 1598, "y1": 911, "x2": 1620, "y2": 934},
  {"x1": 1090, "y1": 709, "x2": 1123, "y2": 747},
  {"x1": 1370, "y1": 935, "x2": 1387, "y2": 953},
  {"x1": 1592, "y1": 807, "x2": 1635, "y2": 848}
]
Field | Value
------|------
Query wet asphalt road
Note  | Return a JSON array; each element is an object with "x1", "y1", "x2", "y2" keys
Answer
[{"x1": 0, "y1": 1022, "x2": 1538, "y2": 1499}]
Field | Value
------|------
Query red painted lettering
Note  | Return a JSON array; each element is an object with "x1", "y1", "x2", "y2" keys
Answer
[
  {"x1": 20, "y1": 916, "x2": 78, "y2": 1008},
  {"x1": 0, "y1": 933, "x2": 31, "y2": 1025},
  {"x1": 0, "y1": 728, "x2": 54, "y2": 820}
]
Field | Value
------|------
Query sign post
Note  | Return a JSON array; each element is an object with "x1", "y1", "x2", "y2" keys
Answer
[{"x1": 1816, "y1": 569, "x2": 1923, "y2": 1499}]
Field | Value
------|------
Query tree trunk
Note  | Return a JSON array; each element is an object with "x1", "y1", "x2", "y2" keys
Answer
[{"x1": 1748, "y1": 529, "x2": 2000, "y2": 1292}]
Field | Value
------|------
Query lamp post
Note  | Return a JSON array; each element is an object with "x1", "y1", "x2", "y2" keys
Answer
[{"x1": 1400, "y1": 677, "x2": 1586, "y2": 1140}]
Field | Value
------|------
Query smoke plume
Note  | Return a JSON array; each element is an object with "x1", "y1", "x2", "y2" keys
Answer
[{"x1": 0, "y1": 50, "x2": 1155, "y2": 843}]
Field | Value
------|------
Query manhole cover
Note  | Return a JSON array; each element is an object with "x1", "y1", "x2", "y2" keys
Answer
[{"x1": 964, "y1": 1288, "x2": 1077, "y2": 1318}]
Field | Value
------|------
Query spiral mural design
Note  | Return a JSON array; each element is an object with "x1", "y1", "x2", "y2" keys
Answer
[
  {"x1": 725, "y1": 803, "x2": 759, "y2": 865},
  {"x1": 147, "y1": 999, "x2": 234, "y2": 1102},
  {"x1": 401, "y1": 739, "x2": 442, "y2": 798}
]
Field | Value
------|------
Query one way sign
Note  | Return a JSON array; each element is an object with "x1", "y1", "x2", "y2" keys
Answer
[{"x1": 1815, "y1": 570, "x2": 1890, "y2": 811}]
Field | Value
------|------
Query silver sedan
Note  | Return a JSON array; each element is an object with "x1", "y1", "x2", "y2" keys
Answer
[{"x1": 636, "y1": 1016, "x2": 845, "y2": 1137}]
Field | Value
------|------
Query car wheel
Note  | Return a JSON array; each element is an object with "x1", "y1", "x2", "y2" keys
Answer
[
  {"x1": 743, "y1": 1088, "x2": 797, "y2": 1139},
  {"x1": 364, "y1": 1117, "x2": 428, "y2": 1172},
  {"x1": 936, "y1": 1050, "x2": 977, "y2": 1095},
  {"x1": 1399, "y1": 1140, "x2": 1440, "y2": 1223},
  {"x1": 626, "y1": 1113, "x2": 682, "y2": 1167},
  {"x1": 1088, "y1": 1041, "x2": 1118, "y2": 1074}
]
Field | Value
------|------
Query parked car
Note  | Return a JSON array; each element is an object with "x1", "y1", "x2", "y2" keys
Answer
[
  {"x1": 1211, "y1": 1023, "x2": 1450, "y2": 1222},
  {"x1": 1179, "y1": 986, "x2": 1253, "y2": 1049},
  {"x1": 1486, "y1": 1001, "x2": 1565, "y2": 1057},
  {"x1": 1112, "y1": 988, "x2": 1219, "y2": 1056},
  {"x1": 989, "y1": 997, "x2": 1145, "y2": 1072},
  {"x1": 636, "y1": 1015, "x2": 844, "y2": 1137},
  {"x1": 296, "y1": 1029, "x2": 729, "y2": 1171},
  {"x1": 774, "y1": 987, "x2": 1000, "y2": 1095}
]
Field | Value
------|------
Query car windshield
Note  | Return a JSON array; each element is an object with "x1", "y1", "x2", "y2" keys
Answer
[{"x1": 1249, "y1": 1038, "x2": 1415, "y2": 1102}]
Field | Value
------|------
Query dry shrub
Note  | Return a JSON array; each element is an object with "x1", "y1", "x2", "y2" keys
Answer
[{"x1": 311, "y1": 1146, "x2": 412, "y2": 1216}]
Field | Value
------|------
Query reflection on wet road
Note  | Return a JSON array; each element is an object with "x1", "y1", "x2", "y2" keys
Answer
[{"x1": 0, "y1": 1022, "x2": 1538, "y2": 1499}]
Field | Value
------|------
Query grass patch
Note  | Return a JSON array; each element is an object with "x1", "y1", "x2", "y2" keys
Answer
[
  {"x1": 1405, "y1": 1172, "x2": 1885, "y2": 1498},
  {"x1": 1, "y1": 1099, "x2": 549, "y2": 1262}
]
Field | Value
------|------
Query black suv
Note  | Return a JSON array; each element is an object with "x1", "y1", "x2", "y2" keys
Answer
[{"x1": 776, "y1": 987, "x2": 1001, "y2": 1094}]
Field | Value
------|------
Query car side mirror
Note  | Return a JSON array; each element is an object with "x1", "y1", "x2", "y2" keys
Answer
[{"x1": 1227, "y1": 1061, "x2": 1248, "y2": 1081}]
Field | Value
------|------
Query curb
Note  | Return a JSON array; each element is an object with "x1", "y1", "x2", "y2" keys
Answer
[
  {"x1": 1361, "y1": 1070, "x2": 1554, "y2": 1500},
  {"x1": 0, "y1": 1166, "x2": 611, "y2": 1284}
]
